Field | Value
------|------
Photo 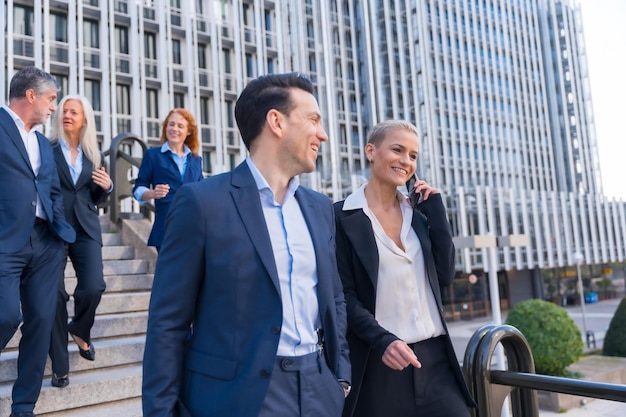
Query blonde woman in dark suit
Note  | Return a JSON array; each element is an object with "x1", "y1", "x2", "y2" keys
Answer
[
  {"x1": 48, "y1": 95, "x2": 112, "y2": 388},
  {"x1": 334, "y1": 120, "x2": 475, "y2": 417}
]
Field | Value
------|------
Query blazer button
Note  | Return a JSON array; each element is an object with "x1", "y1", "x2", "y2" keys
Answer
[
  {"x1": 272, "y1": 326, "x2": 280, "y2": 335},
  {"x1": 260, "y1": 369, "x2": 270, "y2": 378},
  {"x1": 31, "y1": 201, "x2": 36, "y2": 206}
]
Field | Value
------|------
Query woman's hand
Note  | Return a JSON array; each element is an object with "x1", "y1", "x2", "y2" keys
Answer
[
  {"x1": 412, "y1": 178, "x2": 440, "y2": 202},
  {"x1": 152, "y1": 184, "x2": 170, "y2": 199},
  {"x1": 92, "y1": 167, "x2": 112, "y2": 191},
  {"x1": 382, "y1": 340, "x2": 422, "y2": 370}
]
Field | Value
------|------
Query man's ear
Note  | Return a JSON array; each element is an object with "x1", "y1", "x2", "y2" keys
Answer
[
  {"x1": 265, "y1": 109, "x2": 284, "y2": 137},
  {"x1": 26, "y1": 89, "x2": 36, "y2": 103}
]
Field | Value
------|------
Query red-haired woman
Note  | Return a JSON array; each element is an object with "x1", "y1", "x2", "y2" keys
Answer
[{"x1": 133, "y1": 109, "x2": 204, "y2": 251}]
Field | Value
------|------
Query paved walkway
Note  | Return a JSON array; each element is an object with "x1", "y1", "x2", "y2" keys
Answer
[{"x1": 446, "y1": 297, "x2": 626, "y2": 416}]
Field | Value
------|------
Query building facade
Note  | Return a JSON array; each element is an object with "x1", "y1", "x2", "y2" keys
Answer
[{"x1": 3, "y1": 0, "x2": 624, "y2": 311}]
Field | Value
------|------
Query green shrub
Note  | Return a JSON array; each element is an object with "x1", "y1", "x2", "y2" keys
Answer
[
  {"x1": 506, "y1": 299, "x2": 583, "y2": 376},
  {"x1": 602, "y1": 296, "x2": 626, "y2": 357}
]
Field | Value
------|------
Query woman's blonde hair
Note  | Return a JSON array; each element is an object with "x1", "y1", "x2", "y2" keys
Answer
[
  {"x1": 50, "y1": 95, "x2": 101, "y2": 169},
  {"x1": 367, "y1": 120, "x2": 419, "y2": 147}
]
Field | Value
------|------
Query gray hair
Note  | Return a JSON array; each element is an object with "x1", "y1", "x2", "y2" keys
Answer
[
  {"x1": 367, "y1": 120, "x2": 419, "y2": 147},
  {"x1": 9, "y1": 66, "x2": 59, "y2": 101}
]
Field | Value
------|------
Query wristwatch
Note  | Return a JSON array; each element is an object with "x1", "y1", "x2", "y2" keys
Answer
[{"x1": 339, "y1": 380, "x2": 352, "y2": 397}]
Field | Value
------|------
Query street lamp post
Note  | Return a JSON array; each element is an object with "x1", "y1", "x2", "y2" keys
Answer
[{"x1": 573, "y1": 252, "x2": 589, "y2": 342}]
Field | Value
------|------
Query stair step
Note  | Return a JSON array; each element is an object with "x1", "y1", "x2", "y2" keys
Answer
[
  {"x1": 91, "y1": 292, "x2": 151, "y2": 315},
  {"x1": 4, "y1": 312, "x2": 148, "y2": 350},
  {"x1": 0, "y1": 336, "x2": 146, "y2": 383},
  {"x1": 64, "y1": 274, "x2": 154, "y2": 295},
  {"x1": 0, "y1": 365, "x2": 142, "y2": 416},
  {"x1": 40, "y1": 397, "x2": 142, "y2": 417},
  {"x1": 102, "y1": 245, "x2": 135, "y2": 260},
  {"x1": 102, "y1": 232, "x2": 122, "y2": 246},
  {"x1": 65, "y1": 259, "x2": 149, "y2": 277}
]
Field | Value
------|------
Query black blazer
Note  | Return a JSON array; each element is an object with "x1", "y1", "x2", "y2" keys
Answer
[
  {"x1": 53, "y1": 142, "x2": 112, "y2": 245},
  {"x1": 334, "y1": 193, "x2": 475, "y2": 416}
]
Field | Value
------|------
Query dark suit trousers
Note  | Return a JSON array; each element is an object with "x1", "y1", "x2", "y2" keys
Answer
[
  {"x1": 353, "y1": 336, "x2": 470, "y2": 417},
  {"x1": 49, "y1": 226, "x2": 105, "y2": 376},
  {"x1": 257, "y1": 351, "x2": 345, "y2": 417},
  {"x1": 0, "y1": 222, "x2": 65, "y2": 413}
]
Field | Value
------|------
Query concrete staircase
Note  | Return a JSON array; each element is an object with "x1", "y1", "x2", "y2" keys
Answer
[{"x1": 0, "y1": 217, "x2": 156, "y2": 416}]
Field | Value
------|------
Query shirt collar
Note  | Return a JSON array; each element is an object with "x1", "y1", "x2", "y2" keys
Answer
[
  {"x1": 160, "y1": 141, "x2": 191, "y2": 156},
  {"x1": 343, "y1": 182, "x2": 411, "y2": 211},
  {"x1": 245, "y1": 157, "x2": 299, "y2": 201},
  {"x1": 59, "y1": 137, "x2": 82, "y2": 152},
  {"x1": 2, "y1": 105, "x2": 43, "y2": 133}
]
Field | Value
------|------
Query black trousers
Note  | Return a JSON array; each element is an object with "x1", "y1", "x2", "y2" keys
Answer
[
  {"x1": 0, "y1": 222, "x2": 65, "y2": 413},
  {"x1": 49, "y1": 227, "x2": 105, "y2": 376},
  {"x1": 353, "y1": 336, "x2": 471, "y2": 417}
]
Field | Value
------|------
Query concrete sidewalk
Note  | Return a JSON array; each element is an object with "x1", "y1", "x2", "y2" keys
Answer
[{"x1": 446, "y1": 297, "x2": 626, "y2": 416}]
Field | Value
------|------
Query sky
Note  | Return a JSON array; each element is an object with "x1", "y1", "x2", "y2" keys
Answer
[{"x1": 577, "y1": 0, "x2": 626, "y2": 200}]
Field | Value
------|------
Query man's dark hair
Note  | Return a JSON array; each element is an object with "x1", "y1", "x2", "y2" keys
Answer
[
  {"x1": 234, "y1": 72, "x2": 315, "y2": 150},
  {"x1": 9, "y1": 66, "x2": 59, "y2": 101}
]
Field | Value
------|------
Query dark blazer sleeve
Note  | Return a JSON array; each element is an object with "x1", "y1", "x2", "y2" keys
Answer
[
  {"x1": 415, "y1": 193, "x2": 456, "y2": 287},
  {"x1": 39, "y1": 134, "x2": 76, "y2": 244},
  {"x1": 133, "y1": 148, "x2": 155, "y2": 194},
  {"x1": 142, "y1": 184, "x2": 206, "y2": 417},
  {"x1": 89, "y1": 153, "x2": 112, "y2": 206}
]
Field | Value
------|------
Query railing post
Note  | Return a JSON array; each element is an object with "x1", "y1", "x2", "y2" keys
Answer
[
  {"x1": 464, "y1": 324, "x2": 539, "y2": 417},
  {"x1": 106, "y1": 133, "x2": 147, "y2": 224}
]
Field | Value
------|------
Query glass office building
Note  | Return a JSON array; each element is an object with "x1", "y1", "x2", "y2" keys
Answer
[{"x1": 3, "y1": 0, "x2": 624, "y2": 309}]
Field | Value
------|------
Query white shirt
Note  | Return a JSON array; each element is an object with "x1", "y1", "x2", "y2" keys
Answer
[
  {"x1": 2, "y1": 105, "x2": 46, "y2": 219},
  {"x1": 343, "y1": 183, "x2": 445, "y2": 343},
  {"x1": 246, "y1": 158, "x2": 321, "y2": 356}
]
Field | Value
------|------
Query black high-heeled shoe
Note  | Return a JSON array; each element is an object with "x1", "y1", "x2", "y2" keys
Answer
[
  {"x1": 77, "y1": 340, "x2": 96, "y2": 361},
  {"x1": 51, "y1": 373, "x2": 69, "y2": 388},
  {"x1": 71, "y1": 333, "x2": 96, "y2": 361}
]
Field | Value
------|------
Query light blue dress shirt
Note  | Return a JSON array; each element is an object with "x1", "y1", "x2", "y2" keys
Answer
[
  {"x1": 59, "y1": 138, "x2": 83, "y2": 185},
  {"x1": 133, "y1": 142, "x2": 191, "y2": 202},
  {"x1": 246, "y1": 157, "x2": 321, "y2": 357}
]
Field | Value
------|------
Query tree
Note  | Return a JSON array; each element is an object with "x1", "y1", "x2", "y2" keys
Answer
[
  {"x1": 506, "y1": 299, "x2": 583, "y2": 376},
  {"x1": 602, "y1": 296, "x2": 626, "y2": 357}
]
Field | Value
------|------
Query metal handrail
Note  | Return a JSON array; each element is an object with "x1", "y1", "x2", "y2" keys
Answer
[
  {"x1": 464, "y1": 324, "x2": 626, "y2": 417},
  {"x1": 105, "y1": 132, "x2": 151, "y2": 223},
  {"x1": 490, "y1": 370, "x2": 626, "y2": 402}
]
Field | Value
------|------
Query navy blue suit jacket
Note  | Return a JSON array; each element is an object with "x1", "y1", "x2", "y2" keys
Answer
[
  {"x1": 133, "y1": 147, "x2": 203, "y2": 247},
  {"x1": 142, "y1": 162, "x2": 350, "y2": 417},
  {"x1": 53, "y1": 143, "x2": 111, "y2": 244},
  {"x1": 0, "y1": 107, "x2": 75, "y2": 253},
  {"x1": 334, "y1": 194, "x2": 475, "y2": 416}
]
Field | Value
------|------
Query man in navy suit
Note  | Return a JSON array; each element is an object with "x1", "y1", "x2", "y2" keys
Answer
[
  {"x1": 142, "y1": 73, "x2": 351, "y2": 417},
  {"x1": 0, "y1": 66, "x2": 76, "y2": 417}
]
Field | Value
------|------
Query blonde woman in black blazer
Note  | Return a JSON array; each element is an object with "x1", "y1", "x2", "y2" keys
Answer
[
  {"x1": 48, "y1": 95, "x2": 112, "y2": 388},
  {"x1": 334, "y1": 120, "x2": 475, "y2": 417}
]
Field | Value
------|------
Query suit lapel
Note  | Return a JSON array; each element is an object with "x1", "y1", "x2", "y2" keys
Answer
[
  {"x1": 76, "y1": 154, "x2": 93, "y2": 188},
  {"x1": 0, "y1": 108, "x2": 35, "y2": 172},
  {"x1": 411, "y1": 211, "x2": 440, "y2": 294},
  {"x1": 294, "y1": 188, "x2": 330, "y2": 316},
  {"x1": 340, "y1": 209, "x2": 379, "y2": 288},
  {"x1": 53, "y1": 143, "x2": 74, "y2": 187},
  {"x1": 230, "y1": 163, "x2": 281, "y2": 293}
]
